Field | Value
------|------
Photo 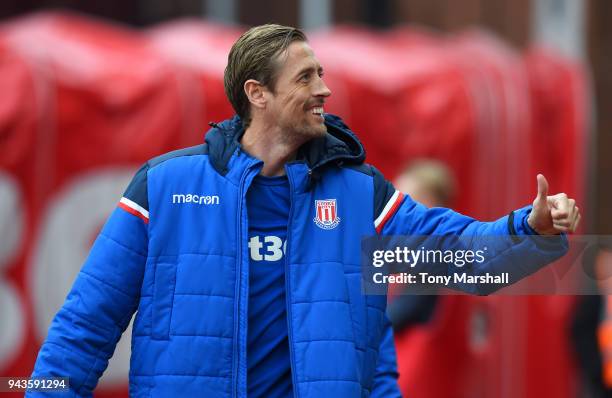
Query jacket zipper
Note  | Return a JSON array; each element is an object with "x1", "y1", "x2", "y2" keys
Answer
[
  {"x1": 232, "y1": 162, "x2": 260, "y2": 398},
  {"x1": 285, "y1": 167, "x2": 300, "y2": 398}
]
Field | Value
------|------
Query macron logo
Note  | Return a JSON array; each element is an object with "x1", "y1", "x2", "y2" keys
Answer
[{"x1": 172, "y1": 194, "x2": 220, "y2": 205}]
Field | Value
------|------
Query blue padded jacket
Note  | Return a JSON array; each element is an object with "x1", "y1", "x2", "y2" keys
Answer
[{"x1": 29, "y1": 114, "x2": 567, "y2": 397}]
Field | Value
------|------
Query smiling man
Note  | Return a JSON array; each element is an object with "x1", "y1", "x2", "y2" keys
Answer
[{"x1": 30, "y1": 24, "x2": 580, "y2": 398}]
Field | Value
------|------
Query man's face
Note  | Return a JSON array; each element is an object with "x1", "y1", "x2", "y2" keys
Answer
[{"x1": 263, "y1": 41, "x2": 331, "y2": 141}]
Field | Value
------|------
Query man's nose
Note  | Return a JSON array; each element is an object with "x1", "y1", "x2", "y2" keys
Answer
[{"x1": 315, "y1": 76, "x2": 332, "y2": 98}]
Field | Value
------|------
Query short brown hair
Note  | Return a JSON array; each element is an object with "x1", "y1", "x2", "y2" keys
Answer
[
  {"x1": 224, "y1": 24, "x2": 307, "y2": 127},
  {"x1": 401, "y1": 159, "x2": 456, "y2": 206}
]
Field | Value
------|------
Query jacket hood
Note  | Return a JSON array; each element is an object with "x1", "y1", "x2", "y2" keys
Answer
[{"x1": 204, "y1": 114, "x2": 366, "y2": 176}]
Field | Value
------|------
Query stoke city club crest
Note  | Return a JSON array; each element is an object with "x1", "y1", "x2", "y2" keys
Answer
[{"x1": 314, "y1": 199, "x2": 341, "y2": 230}]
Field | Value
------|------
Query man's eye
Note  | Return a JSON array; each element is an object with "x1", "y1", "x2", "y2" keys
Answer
[{"x1": 300, "y1": 74, "x2": 310, "y2": 82}]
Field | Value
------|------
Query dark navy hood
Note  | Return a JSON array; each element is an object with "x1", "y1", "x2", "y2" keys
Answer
[{"x1": 204, "y1": 114, "x2": 366, "y2": 176}]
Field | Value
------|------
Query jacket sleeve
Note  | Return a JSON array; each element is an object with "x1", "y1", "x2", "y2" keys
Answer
[
  {"x1": 27, "y1": 164, "x2": 150, "y2": 397},
  {"x1": 370, "y1": 315, "x2": 402, "y2": 398},
  {"x1": 371, "y1": 166, "x2": 568, "y2": 294}
]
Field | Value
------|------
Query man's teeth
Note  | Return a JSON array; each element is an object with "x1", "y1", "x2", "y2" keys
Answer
[{"x1": 312, "y1": 107, "x2": 324, "y2": 115}]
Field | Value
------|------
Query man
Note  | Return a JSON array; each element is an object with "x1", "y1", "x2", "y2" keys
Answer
[{"x1": 30, "y1": 24, "x2": 580, "y2": 397}]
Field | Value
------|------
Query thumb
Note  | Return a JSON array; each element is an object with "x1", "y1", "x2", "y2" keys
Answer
[{"x1": 535, "y1": 174, "x2": 549, "y2": 205}]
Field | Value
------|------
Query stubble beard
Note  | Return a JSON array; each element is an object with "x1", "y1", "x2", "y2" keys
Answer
[
  {"x1": 283, "y1": 118, "x2": 327, "y2": 147},
  {"x1": 302, "y1": 113, "x2": 328, "y2": 137}
]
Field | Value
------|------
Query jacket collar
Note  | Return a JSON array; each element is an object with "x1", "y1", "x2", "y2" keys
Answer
[{"x1": 204, "y1": 114, "x2": 366, "y2": 176}]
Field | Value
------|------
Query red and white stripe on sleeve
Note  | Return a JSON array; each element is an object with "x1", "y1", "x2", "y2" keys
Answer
[
  {"x1": 118, "y1": 197, "x2": 149, "y2": 223},
  {"x1": 374, "y1": 190, "x2": 404, "y2": 233}
]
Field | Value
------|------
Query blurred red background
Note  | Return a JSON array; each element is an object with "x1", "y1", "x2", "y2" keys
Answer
[{"x1": 0, "y1": 2, "x2": 599, "y2": 397}]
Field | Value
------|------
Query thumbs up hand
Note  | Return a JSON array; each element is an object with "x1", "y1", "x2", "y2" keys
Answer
[{"x1": 527, "y1": 174, "x2": 581, "y2": 235}]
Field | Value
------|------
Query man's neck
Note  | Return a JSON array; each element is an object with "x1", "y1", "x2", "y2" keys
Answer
[{"x1": 240, "y1": 120, "x2": 306, "y2": 177}]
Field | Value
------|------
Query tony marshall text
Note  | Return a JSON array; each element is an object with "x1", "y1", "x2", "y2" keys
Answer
[{"x1": 372, "y1": 272, "x2": 509, "y2": 285}]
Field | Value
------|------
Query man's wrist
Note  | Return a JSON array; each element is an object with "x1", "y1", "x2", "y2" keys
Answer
[
  {"x1": 508, "y1": 206, "x2": 537, "y2": 236},
  {"x1": 524, "y1": 213, "x2": 540, "y2": 235}
]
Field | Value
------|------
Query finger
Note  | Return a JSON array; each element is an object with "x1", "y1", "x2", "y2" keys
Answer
[
  {"x1": 552, "y1": 224, "x2": 570, "y2": 233},
  {"x1": 535, "y1": 174, "x2": 549, "y2": 203},
  {"x1": 566, "y1": 198, "x2": 576, "y2": 212},
  {"x1": 551, "y1": 195, "x2": 570, "y2": 216},
  {"x1": 552, "y1": 219, "x2": 572, "y2": 227},
  {"x1": 571, "y1": 214, "x2": 581, "y2": 232},
  {"x1": 551, "y1": 208, "x2": 569, "y2": 220},
  {"x1": 569, "y1": 206, "x2": 580, "y2": 227},
  {"x1": 568, "y1": 204, "x2": 578, "y2": 221},
  {"x1": 553, "y1": 222, "x2": 571, "y2": 232}
]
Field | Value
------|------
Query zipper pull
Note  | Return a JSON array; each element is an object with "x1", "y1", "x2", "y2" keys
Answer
[{"x1": 307, "y1": 169, "x2": 315, "y2": 190}]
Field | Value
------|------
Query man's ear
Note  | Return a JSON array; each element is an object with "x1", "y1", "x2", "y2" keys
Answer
[{"x1": 244, "y1": 79, "x2": 266, "y2": 109}]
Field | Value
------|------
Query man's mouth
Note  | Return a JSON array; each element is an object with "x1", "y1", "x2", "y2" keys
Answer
[{"x1": 311, "y1": 107, "x2": 324, "y2": 116}]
